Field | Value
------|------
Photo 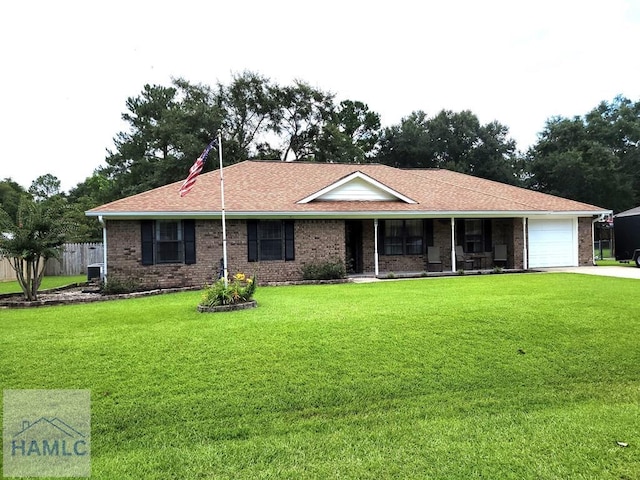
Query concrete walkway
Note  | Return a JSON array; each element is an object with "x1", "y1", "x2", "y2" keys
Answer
[{"x1": 538, "y1": 266, "x2": 640, "y2": 279}]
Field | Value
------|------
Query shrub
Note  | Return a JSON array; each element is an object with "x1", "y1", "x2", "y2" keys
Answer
[
  {"x1": 200, "y1": 273, "x2": 256, "y2": 307},
  {"x1": 100, "y1": 277, "x2": 142, "y2": 295},
  {"x1": 301, "y1": 260, "x2": 346, "y2": 280}
]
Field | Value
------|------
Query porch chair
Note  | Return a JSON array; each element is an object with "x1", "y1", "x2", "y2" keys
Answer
[
  {"x1": 427, "y1": 246, "x2": 443, "y2": 272},
  {"x1": 455, "y1": 245, "x2": 474, "y2": 270},
  {"x1": 493, "y1": 244, "x2": 507, "y2": 268}
]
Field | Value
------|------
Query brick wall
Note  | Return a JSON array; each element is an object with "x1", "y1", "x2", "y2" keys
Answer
[
  {"x1": 578, "y1": 217, "x2": 594, "y2": 266},
  {"x1": 232, "y1": 219, "x2": 345, "y2": 283},
  {"x1": 106, "y1": 220, "x2": 219, "y2": 289},
  {"x1": 433, "y1": 220, "x2": 453, "y2": 270},
  {"x1": 105, "y1": 216, "x2": 594, "y2": 286},
  {"x1": 512, "y1": 218, "x2": 525, "y2": 269},
  {"x1": 105, "y1": 219, "x2": 345, "y2": 287}
]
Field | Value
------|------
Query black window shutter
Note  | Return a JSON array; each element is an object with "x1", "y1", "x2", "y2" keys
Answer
[
  {"x1": 456, "y1": 220, "x2": 465, "y2": 247},
  {"x1": 141, "y1": 220, "x2": 154, "y2": 265},
  {"x1": 424, "y1": 219, "x2": 434, "y2": 248},
  {"x1": 483, "y1": 219, "x2": 492, "y2": 252},
  {"x1": 284, "y1": 220, "x2": 295, "y2": 261},
  {"x1": 184, "y1": 220, "x2": 196, "y2": 264},
  {"x1": 247, "y1": 220, "x2": 258, "y2": 262}
]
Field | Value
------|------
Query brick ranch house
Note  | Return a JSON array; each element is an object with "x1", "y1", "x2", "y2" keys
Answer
[{"x1": 86, "y1": 160, "x2": 611, "y2": 288}]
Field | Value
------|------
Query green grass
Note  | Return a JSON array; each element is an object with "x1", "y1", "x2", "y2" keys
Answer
[
  {"x1": 595, "y1": 259, "x2": 636, "y2": 267},
  {"x1": 2, "y1": 273, "x2": 639, "y2": 479},
  {"x1": 0, "y1": 275, "x2": 86, "y2": 294}
]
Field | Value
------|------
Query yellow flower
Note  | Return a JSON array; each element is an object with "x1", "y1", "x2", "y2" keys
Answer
[{"x1": 234, "y1": 273, "x2": 246, "y2": 281}]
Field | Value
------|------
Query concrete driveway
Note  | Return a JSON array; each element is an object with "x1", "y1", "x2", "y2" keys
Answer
[{"x1": 539, "y1": 266, "x2": 640, "y2": 279}]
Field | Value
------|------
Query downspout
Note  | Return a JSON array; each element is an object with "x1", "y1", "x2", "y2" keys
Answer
[
  {"x1": 374, "y1": 219, "x2": 379, "y2": 277},
  {"x1": 450, "y1": 217, "x2": 456, "y2": 272},
  {"x1": 98, "y1": 215, "x2": 107, "y2": 281},
  {"x1": 522, "y1": 217, "x2": 528, "y2": 270}
]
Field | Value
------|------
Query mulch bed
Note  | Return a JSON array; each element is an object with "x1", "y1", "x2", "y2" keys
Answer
[{"x1": 0, "y1": 284, "x2": 200, "y2": 308}]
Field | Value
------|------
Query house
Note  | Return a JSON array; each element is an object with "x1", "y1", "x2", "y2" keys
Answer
[{"x1": 86, "y1": 160, "x2": 611, "y2": 287}]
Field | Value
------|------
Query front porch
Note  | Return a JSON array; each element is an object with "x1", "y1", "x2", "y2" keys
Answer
[
  {"x1": 350, "y1": 266, "x2": 526, "y2": 282},
  {"x1": 346, "y1": 217, "x2": 526, "y2": 277}
]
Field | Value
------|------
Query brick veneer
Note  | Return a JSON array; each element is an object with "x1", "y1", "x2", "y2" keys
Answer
[
  {"x1": 105, "y1": 216, "x2": 594, "y2": 287},
  {"x1": 578, "y1": 217, "x2": 594, "y2": 266},
  {"x1": 105, "y1": 219, "x2": 345, "y2": 288}
]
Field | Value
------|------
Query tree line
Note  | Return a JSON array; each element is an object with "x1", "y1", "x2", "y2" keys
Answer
[{"x1": 2, "y1": 71, "x2": 640, "y2": 245}]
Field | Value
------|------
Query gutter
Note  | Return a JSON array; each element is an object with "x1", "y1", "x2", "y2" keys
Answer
[{"x1": 86, "y1": 209, "x2": 613, "y2": 221}]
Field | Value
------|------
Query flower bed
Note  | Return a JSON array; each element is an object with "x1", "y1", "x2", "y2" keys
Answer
[{"x1": 198, "y1": 273, "x2": 257, "y2": 313}]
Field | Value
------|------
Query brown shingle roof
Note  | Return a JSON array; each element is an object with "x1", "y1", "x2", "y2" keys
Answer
[{"x1": 87, "y1": 160, "x2": 609, "y2": 218}]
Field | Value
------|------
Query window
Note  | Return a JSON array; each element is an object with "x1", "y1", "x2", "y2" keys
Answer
[
  {"x1": 156, "y1": 221, "x2": 183, "y2": 263},
  {"x1": 248, "y1": 220, "x2": 295, "y2": 262},
  {"x1": 384, "y1": 220, "x2": 404, "y2": 255},
  {"x1": 141, "y1": 220, "x2": 196, "y2": 265},
  {"x1": 382, "y1": 219, "x2": 425, "y2": 255},
  {"x1": 258, "y1": 221, "x2": 283, "y2": 260},
  {"x1": 456, "y1": 219, "x2": 492, "y2": 253},
  {"x1": 464, "y1": 219, "x2": 483, "y2": 254}
]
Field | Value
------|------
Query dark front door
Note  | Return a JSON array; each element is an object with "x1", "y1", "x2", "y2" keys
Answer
[{"x1": 345, "y1": 220, "x2": 364, "y2": 274}]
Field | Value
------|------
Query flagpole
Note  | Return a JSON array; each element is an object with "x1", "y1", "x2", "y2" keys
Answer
[{"x1": 218, "y1": 129, "x2": 229, "y2": 287}]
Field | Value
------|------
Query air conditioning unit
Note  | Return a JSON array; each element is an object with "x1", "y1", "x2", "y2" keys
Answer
[{"x1": 87, "y1": 263, "x2": 104, "y2": 281}]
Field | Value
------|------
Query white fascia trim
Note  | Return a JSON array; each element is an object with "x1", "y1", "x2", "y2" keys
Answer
[
  {"x1": 297, "y1": 171, "x2": 417, "y2": 204},
  {"x1": 87, "y1": 209, "x2": 612, "y2": 220}
]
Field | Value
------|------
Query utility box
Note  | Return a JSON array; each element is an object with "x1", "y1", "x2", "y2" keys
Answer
[{"x1": 87, "y1": 263, "x2": 104, "y2": 281}]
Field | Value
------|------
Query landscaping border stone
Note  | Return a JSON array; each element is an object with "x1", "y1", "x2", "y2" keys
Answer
[{"x1": 197, "y1": 300, "x2": 258, "y2": 313}]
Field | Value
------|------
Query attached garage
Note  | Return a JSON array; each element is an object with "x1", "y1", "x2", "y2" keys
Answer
[{"x1": 528, "y1": 218, "x2": 578, "y2": 268}]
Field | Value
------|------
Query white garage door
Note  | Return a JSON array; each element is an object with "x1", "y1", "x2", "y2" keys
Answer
[{"x1": 528, "y1": 218, "x2": 577, "y2": 268}]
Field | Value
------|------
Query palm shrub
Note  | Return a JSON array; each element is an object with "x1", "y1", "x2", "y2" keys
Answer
[{"x1": 200, "y1": 273, "x2": 256, "y2": 307}]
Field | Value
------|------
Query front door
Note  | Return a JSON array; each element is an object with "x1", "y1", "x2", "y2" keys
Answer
[{"x1": 345, "y1": 220, "x2": 363, "y2": 274}]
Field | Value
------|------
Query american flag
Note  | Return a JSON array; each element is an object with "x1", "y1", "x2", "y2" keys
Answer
[{"x1": 179, "y1": 140, "x2": 218, "y2": 197}]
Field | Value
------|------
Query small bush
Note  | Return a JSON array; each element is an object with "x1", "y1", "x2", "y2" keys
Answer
[
  {"x1": 100, "y1": 277, "x2": 142, "y2": 295},
  {"x1": 200, "y1": 273, "x2": 256, "y2": 307},
  {"x1": 301, "y1": 260, "x2": 346, "y2": 280},
  {"x1": 492, "y1": 266, "x2": 504, "y2": 274}
]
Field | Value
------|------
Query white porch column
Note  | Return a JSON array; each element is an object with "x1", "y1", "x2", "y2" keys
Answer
[
  {"x1": 450, "y1": 217, "x2": 456, "y2": 272},
  {"x1": 522, "y1": 217, "x2": 528, "y2": 270},
  {"x1": 374, "y1": 219, "x2": 379, "y2": 276}
]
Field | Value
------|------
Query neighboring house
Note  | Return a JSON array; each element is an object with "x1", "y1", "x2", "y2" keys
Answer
[{"x1": 86, "y1": 160, "x2": 611, "y2": 287}]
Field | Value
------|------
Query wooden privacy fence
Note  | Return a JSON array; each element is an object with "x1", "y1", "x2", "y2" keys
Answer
[
  {"x1": 0, "y1": 257, "x2": 16, "y2": 282},
  {"x1": 44, "y1": 243, "x2": 104, "y2": 276},
  {"x1": 0, "y1": 243, "x2": 103, "y2": 281}
]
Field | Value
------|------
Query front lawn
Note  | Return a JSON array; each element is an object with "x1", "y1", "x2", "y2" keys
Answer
[
  {"x1": 0, "y1": 275, "x2": 86, "y2": 294},
  {"x1": 1, "y1": 273, "x2": 639, "y2": 479}
]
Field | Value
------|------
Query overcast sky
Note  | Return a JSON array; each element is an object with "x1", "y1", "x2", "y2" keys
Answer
[{"x1": 1, "y1": 0, "x2": 639, "y2": 192}]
